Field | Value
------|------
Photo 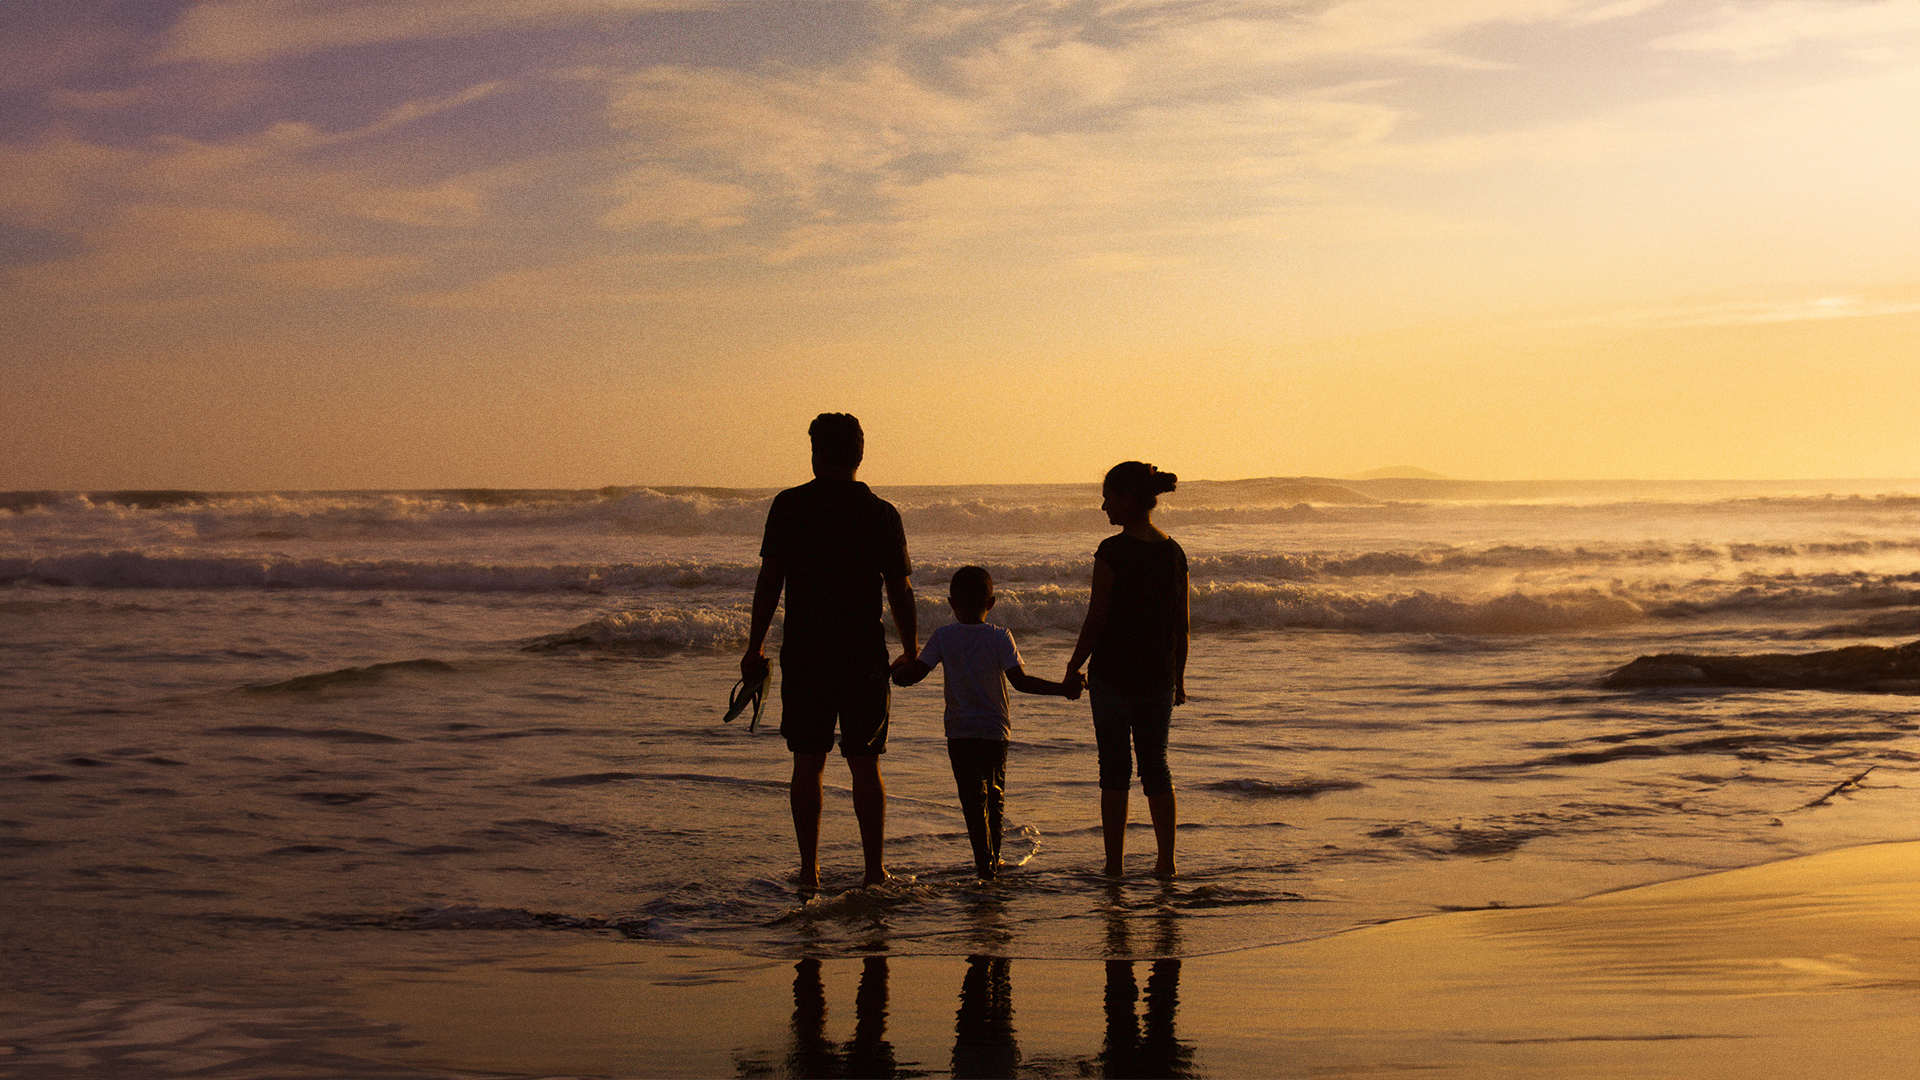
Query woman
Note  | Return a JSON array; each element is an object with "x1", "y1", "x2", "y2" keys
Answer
[{"x1": 1065, "y1": 461, "x2": 1190, "y2": 879}]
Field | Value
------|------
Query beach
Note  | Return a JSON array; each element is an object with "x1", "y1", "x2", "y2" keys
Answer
[
  {"x1": 3, "y1": 841, "x2": 1914, "y2": 1077},
  {"x1": 3, "y1": 480, "x2": 1918, "y2": 1076}
]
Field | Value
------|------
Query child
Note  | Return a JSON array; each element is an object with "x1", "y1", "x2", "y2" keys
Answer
[{"x1": 893, "y1": 566, "x2": 1081, "y2": 879}]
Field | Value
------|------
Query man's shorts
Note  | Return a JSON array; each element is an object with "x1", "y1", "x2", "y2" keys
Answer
[{"x1": 779, "y1": 659, "x2": 891, "y2": 756}]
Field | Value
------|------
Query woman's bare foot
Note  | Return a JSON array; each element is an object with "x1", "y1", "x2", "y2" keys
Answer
[
  {"x1": 1102, "y1": 861, "x2": 1125, "y2": 879},
  {"x1": 1152, "y1": 859, "x2": 1176, "y2": 880},
  {"x1": 862, "y1": 868, "x2": 892, "y2": 888}
]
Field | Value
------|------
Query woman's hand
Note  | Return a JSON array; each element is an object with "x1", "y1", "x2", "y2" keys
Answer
[{"x1": 1174, "y1": 682, "x2": 1186, "y2": 706}]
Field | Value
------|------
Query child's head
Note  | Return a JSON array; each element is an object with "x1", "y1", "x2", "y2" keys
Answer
[{"x1": 948, "y1": 565, "x2": 994, "y2": 620}]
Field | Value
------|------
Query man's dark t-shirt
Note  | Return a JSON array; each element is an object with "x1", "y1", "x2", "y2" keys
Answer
[
  {"x1": 1090, "y1": 533, "x2": 1188, "y2": 697},
  {"x1": 760, "y1": 479, "x2": 911, "y2": 668}
]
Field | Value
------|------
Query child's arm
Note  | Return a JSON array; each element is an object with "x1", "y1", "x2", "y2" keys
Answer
[
  {"x1": 1005, "y1": 664, "x2": 1076, "y2": 698},
  {"x1": 892, "y1": 657, "x2": 933, "y2": 686}
]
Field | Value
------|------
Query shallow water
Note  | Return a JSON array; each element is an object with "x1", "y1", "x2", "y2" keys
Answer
[{"x1": 3, "y1": 480, "x2": 1917, "y2": 970}]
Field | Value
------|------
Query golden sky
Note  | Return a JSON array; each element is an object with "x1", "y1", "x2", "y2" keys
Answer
[{"x1": 2, "y1": 0, "x2": 1917, "y2": 488}]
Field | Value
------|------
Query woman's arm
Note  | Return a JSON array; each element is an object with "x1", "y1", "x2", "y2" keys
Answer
[
  {"x1": 1173, "y1": 569, "x2": 1190, "y2": 705},
  {"x1": 1065, "y1": 556, "x2": 1114, "y2": 678}
]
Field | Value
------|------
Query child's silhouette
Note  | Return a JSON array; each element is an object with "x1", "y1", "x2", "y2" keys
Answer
[{"x1": 895, "y1": 566, "x2": 1080, "y2": 878}]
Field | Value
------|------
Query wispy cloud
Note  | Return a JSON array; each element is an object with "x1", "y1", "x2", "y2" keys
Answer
[
  {"x1": 1652, "y1": 0, "x2": 1920, "y2": 61},
  {"x1": 580, "y1": 2, "x2": 1636, "y2": 278},
  {"x1": 9, "y1": 0, "x2": 1912, "y2": 325},
  {"x1": 1, "y1": 81, "x2": 505, "y2": 308},
  {"x1": 1597, "y1": 295, "x2": 1920, "y2": 328},
  {"x1": 155, "y1": 0, "x2": 715, "y2": 64}
]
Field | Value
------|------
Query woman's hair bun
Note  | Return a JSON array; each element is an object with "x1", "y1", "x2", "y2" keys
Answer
[{"x1": 1105, "y1": 460, "x2": 1177, "y2": 505}]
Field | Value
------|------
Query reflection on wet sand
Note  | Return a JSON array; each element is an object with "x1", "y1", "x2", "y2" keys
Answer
[
  {"x1": 737, "y1": 955, "x2": 914, "y2": 1078},
  {"x1": 953, "y1": 956, "x2": 1017, "y2": 1079},
  {"x1": 1094, "y1": 959, "x2": 1195, "y2": 1079},
  {"x1": 1096, "y1": 883, "x2": 1198, "y2": 1080},
  {"x1": 742, "y1": 886, "x2": 1200, "y2": 1079}
]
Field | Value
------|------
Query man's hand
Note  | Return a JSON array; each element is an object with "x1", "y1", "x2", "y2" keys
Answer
[
  {"x1": 1063, "y1": 668, "x2": 1084, "y2": 701},
  {"x1": 742, "y1": 650, "x2": 770, "y2": 682}
]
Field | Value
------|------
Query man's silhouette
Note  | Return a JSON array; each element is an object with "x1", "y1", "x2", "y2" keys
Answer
[{"x1": 743, "y1": 413, "x2": 917, "y2": 890}]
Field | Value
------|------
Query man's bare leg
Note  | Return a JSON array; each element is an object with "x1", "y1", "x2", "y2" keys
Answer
[
  {"x1": 1147, "y1": 789, "x2": 1177, "y2": 880},
  {"x1": 1100, "y1": 788, "x2": 1129, "y2": 878},
  {"x1": 791, "y1": 752, "x2": 827, "y2": 891},
  {"x1": 847, "y1": 754, "x2": 888, "y2": 886}
]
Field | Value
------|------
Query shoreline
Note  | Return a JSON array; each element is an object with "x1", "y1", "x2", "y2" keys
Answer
[
  {"x1": 360, "y1": 838, "x2": 1920, "y2": 1078},
  {"x1": 11, "y1": 839, "x2": 1911, "y2": 1078}
]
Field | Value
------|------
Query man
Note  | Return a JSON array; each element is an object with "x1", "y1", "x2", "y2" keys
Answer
[{"x1": 743, "y1": 413, "x2": 917, "y2": 891}]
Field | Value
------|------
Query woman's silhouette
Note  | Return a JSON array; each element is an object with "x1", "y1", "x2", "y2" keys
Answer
[{"x1": 1065, "y1": 462, "x2": 1190, "y2": 878}]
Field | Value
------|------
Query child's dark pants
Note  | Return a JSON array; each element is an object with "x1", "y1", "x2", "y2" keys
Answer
[{"x1": 947, "y1": 738, "x2": 1007, "y2": 877}]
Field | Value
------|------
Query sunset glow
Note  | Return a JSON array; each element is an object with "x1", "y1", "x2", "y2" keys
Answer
[{"x1": 4, "y1": 0, "x2": 1918, "y2": 488}]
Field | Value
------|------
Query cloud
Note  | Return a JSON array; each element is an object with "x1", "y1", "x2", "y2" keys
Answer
[
  {"x1": 364, "y1": 0, "x2": 1686, "y2": 310},
  {"x1": 23, "y1": 0, "x2": 1902, "y2": 324},
  {"x1": 397, "y1": 255, "x2": 720, "y2": 310},
  {"x1": 594, "y1": 2, "x2": 1602, "y2": 272},
  {"x1": 10, "y1": 205, "x2": 307, "y2": 299},
  {"x1": 249, "y1": 253, "x2": 425, "y2": 290},
  {"x1": 1652, "y1": 0, "x2": 1920, "y2": 61},
  {"x1": 1597, "y1": 295, "x2": 1920, "y2": 328},
  {"x1": 600, "y1": 166, "x2": 756, "y2": 229},
  {"x1": 0, "y1": 81, "x2": 508, "y2": 310},
  {"x1": 156, "y1": 0, "x2": 716, "y2": 64},
  {"x1": 47, "y1": 87, "x2": 156, "y2": 110}
]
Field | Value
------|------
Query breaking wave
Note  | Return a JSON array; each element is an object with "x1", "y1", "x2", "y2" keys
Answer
[
  {"x1": 0, "y1": 551, "x2": 760, "y2": 592},
  {"x1": 519, "y1": 585, "x2": 1653, "y2": 651},
  {"x1": 12, "y1": 486, "x2": 1920, "y2": 543},
  {"x1": 525, "y1": 608, "x2": 751, "y2": 651}
]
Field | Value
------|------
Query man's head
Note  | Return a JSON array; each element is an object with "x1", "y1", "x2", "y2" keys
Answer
[
  {"x1": 948, "y1": 565, "x2": 994, "y2": 620},
  {"x1": 809, "y1": 413, "x2": 864, "y2": 477}
]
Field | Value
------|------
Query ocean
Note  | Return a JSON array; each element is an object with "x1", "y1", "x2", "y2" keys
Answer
[{"x1": 3, "y1": 478, "x2": 1917, "y2": 970}]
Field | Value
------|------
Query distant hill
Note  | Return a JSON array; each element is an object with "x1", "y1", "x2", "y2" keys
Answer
[
  {"x1": 1177, "y1": 478, "x2": 1379, "y2": 505},
  {"x1": 1177, "y1": 476, "x2": 1920, "y2": 505},
  {"x1": 1347, "y1": 466, "x2": 1447, "y2": 480}
]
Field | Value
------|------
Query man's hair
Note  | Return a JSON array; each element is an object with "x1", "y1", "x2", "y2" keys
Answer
[
  {"x1": 808, "y1": 413, "x2": 864, "y2": 470},
  {"x1": 949, "y1": 565, "x2": 993, "y2": 608}
]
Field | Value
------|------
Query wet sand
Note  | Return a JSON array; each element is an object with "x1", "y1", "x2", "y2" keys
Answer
[{"x1": 6, "y1": 841, "x2": 1912, "y2": 1078}]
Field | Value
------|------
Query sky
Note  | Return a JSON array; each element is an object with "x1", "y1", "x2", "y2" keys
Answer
[{"x1": 2, "y1": 0, "x2": 1918, "y2": 489}]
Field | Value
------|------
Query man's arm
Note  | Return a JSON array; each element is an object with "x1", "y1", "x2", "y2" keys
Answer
[
  {"x1": 892, "y1": 658, "x2": 932, "y2": 686},
  {"x1": 742, "y1": 556, "x2": 784, "y2": 679},
  {"x1": 884, "y1": 573, "x2": 918, "y2": 673},
  {"x1": 1006, "y1": 664, "x2": 1077, "y2": 698}
]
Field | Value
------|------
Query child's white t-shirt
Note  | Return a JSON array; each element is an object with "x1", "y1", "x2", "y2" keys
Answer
[{"x1": 917, "y1": 622, "x2": 1023, "y2": 741}]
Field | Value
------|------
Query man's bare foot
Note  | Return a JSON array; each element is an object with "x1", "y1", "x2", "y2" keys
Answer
[
  {"x1": 1152, "y1": 860, "x2": 1176, "y2": 880},
  {"x1": 797, "y1": 867, "x2": 820, "y2": 894},
  {"x1": 1102, "y1": 862, "x2": 1124, "y2": 879},
  {"x1": 862, "y1": 869, "x2": 892, "y2": 888}
]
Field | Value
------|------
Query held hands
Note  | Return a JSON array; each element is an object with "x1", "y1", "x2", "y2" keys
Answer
[
  {"x1": 890, "y1": 653, "x2": 929, "y2": 687},
  {"x1": 1062, "y1": 668, "x2": 1084, "y2": 701}
]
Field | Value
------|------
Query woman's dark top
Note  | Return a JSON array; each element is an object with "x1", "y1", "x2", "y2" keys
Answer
[{"x1": 1090, "y1": 533, "x2": 1188, "y2": 697}]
